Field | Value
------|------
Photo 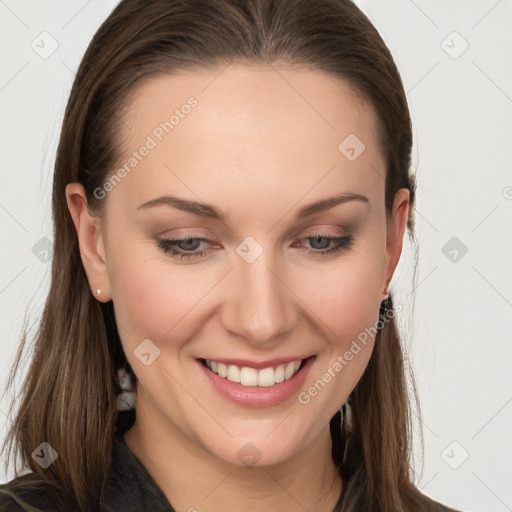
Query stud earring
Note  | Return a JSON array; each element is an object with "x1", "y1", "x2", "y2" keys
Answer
[{"x1": 96, "y1": 289, "x2": 102, "y2": 296}]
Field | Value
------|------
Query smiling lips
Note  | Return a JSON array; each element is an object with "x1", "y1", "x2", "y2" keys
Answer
[
  {"x1": 204, "y1": 358, "x2": 303, "y2": 387},
  {"x1": 198, "y1": 355, "x2": 316, "y2": 407}
]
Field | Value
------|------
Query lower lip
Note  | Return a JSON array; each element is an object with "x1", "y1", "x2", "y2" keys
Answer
[{"x1": 196, "y1": 356, "x2": 316, "y2": 408}]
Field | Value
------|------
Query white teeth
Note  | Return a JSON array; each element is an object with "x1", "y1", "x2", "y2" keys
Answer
[
  {"x1": 257, "y1": 367, "x2": 275, "y2": 387},
  {"x1": 204, "y1": 359, "x2": 304, "y2": 386},
  {"x1": 240, "y1": 367, "x2": 258, "y2": 386},
  {"x1": 227, "y1": 365, "x2": 241, "y2": 383},
  {"x1": 274, "y1": 364, "x2": 285, "y2": 383},
  {"x1": 284, "y1": 362, "x2": 295, "y2": 380},
  {"x1": 217, "y1": 363, "x2": 227, "y2": 378}
]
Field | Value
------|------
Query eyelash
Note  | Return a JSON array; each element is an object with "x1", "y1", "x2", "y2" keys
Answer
[{"x1": 156, "y1": 232, "x2": 354, "y2": 261}]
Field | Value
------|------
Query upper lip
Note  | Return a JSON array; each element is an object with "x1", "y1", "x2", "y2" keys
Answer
[{"x1": 199, "y1": 355, "x2": 314, "y2": 370}]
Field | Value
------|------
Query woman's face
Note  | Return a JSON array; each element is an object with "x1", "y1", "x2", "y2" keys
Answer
[{"x1": 70, "y1": 64, "x2": 409, "y2": 467}]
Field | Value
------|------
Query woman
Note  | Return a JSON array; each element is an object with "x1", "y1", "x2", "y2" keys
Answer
[{"x1": 0, "y1": 0, "x2": 467, "y2": 510}]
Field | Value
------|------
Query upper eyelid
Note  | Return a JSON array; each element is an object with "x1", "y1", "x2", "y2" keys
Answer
[
  {"x1": 163, "y1": 231, "x2": 349, "y2": 244},
  {"x1": 159, "y1": 224, "x2": 351, "y2": 239}
]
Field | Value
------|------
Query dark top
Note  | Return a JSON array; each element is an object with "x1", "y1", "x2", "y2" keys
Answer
[{"x1": 0, "y1": 410, "x2": 465, "y2": 512}]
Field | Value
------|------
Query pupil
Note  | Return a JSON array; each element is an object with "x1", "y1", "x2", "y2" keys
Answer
[
  {"x1": 180, "y1": 239, "x2": 200, "y2": 250},
  {"x1": 312, "y1": 236, "x2": 329, "y2": 249}
]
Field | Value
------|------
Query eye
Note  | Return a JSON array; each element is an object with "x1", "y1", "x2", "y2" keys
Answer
[
  {"x1": 156, "y1": 232, "x2": 354, "y2": 261},
  {"x1": 300, "y1": 233, "x2": 354, "y2": 256},
  {"x1": 156, "y1": 236, "x2": 211, "y2": 261}
]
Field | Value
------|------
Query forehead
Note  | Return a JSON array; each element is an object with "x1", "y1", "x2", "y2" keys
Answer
[{"x1": 109, "y1": 64, "x2": 385, "y2": 213}]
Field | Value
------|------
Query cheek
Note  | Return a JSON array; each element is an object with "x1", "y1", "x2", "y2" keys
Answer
[
  {"x1": 293, "y1": 250, "x2": 383, "y2": 403},
  {"x1": 107, "y1": 239, "x2": 201, "y2": 348},
  {"x1": 293, "y1": 258, "x2": 383, "y2": 429},
  {"x1": 294, "y1": 252, "x2": 383, "y2": 340}
]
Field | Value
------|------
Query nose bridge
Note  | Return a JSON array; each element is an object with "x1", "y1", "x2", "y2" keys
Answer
[{"x1": 223, "y1": 242, "x2": 295, "y2": 344}]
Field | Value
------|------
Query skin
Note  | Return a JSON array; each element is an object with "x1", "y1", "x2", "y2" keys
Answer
[{"x1": 66, "y1": 64, "x2": 409, "y2": 512}]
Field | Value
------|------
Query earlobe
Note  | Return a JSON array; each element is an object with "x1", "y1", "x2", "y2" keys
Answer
[
  {"x1": 65, "y1": 183, "x2": 112, "y2": 302},
  {"x1": 381, "y1": 188, "x2": 410, "y2": 300}
]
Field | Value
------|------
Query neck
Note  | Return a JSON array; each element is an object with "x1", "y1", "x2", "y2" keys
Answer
[{"x1": 123, "y1": 399, "x2": 343, "y2": 512}]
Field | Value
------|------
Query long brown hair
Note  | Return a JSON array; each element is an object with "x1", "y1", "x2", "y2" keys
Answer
[{"x1": 2, "y1": 0, "x2": 426, "y2": 510}]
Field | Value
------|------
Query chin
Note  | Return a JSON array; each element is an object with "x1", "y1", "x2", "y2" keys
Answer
[{"x1": 198, "y1": 421, "x2": 310, "y2": 468}]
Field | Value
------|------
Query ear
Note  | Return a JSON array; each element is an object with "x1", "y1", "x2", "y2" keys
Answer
[
  {"x1": 65, "y1": 183, "x2": 112, "y2": 302},
  {"x1": 381, "y1": 188, "x2": 410, "y2": 300}
]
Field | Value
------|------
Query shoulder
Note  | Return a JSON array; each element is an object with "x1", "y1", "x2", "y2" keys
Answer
[
  {"x1": 99, "y1": 433, "x2": 174, "y2": 510},
  {"x1": 0, "y1": 474, "x2": 42, "y2": 512},
  {"x1": 0, "y1": 489, "x2": 27, "y2": 512},
  {"x1": 0, "y1": 474, "x2": 68, "y2": 512}
]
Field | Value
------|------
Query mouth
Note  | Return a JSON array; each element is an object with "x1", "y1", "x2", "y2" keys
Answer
[{"x1": 198, "y1": 356, "x2": 313, "y2": 388}]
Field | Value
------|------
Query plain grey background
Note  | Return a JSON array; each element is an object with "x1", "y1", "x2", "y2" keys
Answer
[{"x1": 0, "y1": 1, "x2": 511, "y2": 511}]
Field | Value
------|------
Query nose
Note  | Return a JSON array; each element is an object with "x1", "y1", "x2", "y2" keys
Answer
[{"x1": 220, "y1": 250, "x2": 297, "y2": 347}]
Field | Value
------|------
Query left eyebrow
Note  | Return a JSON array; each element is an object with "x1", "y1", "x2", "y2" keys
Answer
[
  {"x1": 137, "y1": 195, "x2": 228, "y2": 221},
  {"x1": 296, "y1": 192, "x2": 369, "y2": 218},
  {"x1": 136, "y1": 192, "x2": 369, "y2": 222}
]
